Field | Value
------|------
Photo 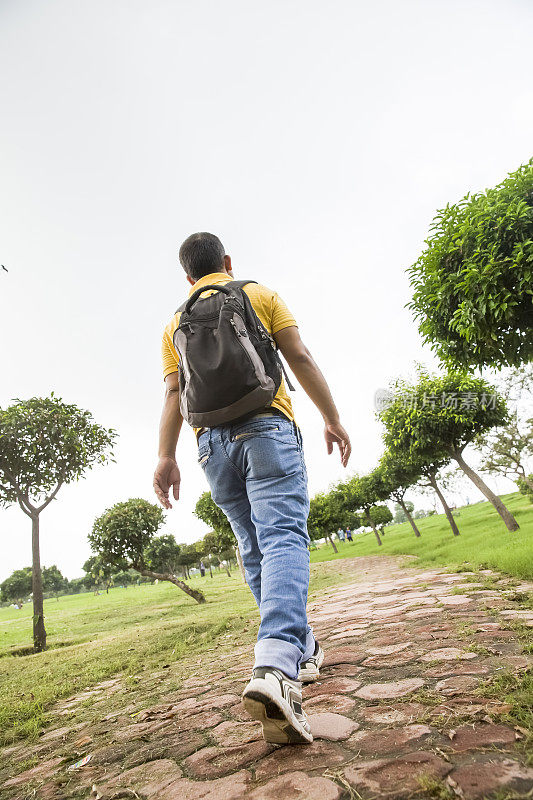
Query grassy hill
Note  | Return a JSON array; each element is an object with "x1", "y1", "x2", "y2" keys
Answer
[{"x1": 310, "y1": 491, "x2": 533, "y2": 580}]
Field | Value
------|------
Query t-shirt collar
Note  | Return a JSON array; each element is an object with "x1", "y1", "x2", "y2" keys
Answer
[{"x1": 188, "y1": 272, "x2": 232, "y2": 297}]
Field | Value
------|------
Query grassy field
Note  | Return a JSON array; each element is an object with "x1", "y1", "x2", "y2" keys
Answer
[
  {"x1": 310, "y1": 491, "x2": 533, "y2": 580},
  {"x1": 0, "y1": 490, "x2": 531, "y2": 746}
]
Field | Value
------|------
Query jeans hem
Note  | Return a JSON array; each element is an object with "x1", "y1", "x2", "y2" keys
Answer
[{"x1": 254, "y1": 637, "x2": 303, "y2": 680}]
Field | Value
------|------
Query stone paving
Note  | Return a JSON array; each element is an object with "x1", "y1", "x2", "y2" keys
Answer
[{"x1": 2, "y1": 556, "x2": 533, "y2": 800}]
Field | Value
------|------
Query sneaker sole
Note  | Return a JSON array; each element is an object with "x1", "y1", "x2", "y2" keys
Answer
[
  {"x1": 242, "y1": 680, "x2": 313, "y2": 745},
  {"x1": 298, "y1": 647, "x2": 325, "y2": 684}
]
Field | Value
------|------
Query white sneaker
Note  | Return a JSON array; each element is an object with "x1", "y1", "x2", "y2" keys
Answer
[
  {"x1": 298, "y1": 641, "x2": 324, "y2": 683},
  {"x1": 242, "y1": 666, "x2": 313, "y2": 745}
]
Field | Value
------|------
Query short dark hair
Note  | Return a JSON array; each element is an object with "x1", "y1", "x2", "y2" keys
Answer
[{"x1": 179, "y1": 232, "x2": 226, "y2": 281}]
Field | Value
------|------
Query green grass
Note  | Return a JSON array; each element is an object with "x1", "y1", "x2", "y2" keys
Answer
[
  {"x1": 0, "y1": 560, "x2": 353, "y2": 745},
  {"x1": 309, "y1": 491, "x2": 533, "y2": 579}
]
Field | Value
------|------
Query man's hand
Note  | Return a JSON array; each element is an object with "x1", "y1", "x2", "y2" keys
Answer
[
  {"x1": 153, "y1": 456, "x2": 181, "y2": 509},
  {"x1": 324, "y1": 420, "x2": 351, "y2": 467}
]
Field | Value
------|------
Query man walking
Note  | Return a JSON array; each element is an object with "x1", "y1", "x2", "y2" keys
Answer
[{"x1": 154, "y1": 232, "x2": 351, "y2": 745}]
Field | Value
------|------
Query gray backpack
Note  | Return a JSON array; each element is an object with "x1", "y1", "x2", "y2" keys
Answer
[{"x1": 173, "y1": 280, "x2": 294, "y2": 428}]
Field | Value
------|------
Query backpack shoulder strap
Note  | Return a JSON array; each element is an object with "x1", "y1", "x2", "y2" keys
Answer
[
  {"x1": 230, "y1": 279, "x2": 257, "y2": 291},
  {"x1": 175, "y1": 280, "x2": 257, "y2": 313}
]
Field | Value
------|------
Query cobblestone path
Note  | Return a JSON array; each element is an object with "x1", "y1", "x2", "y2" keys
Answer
[{"x1": 2, "y1": 556, "x2": 532, "y2": 799}]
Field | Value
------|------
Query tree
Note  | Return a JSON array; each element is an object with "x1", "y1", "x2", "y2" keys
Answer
[
  {"x1": 176, "y1": 543, "x2": 199, "y2": 579},
  {"x1": 393, "y1": 501, "x2": 414, "y2": 524},
  {"x1": 1, "y1": 567, "x2": 32, "y2": 607},
  {"x1": 83, "y1": 555, "x2": 115, "y2": 594},
  {"x1": 308, "y1": 493, "x2": 340, "y2": 553},
  {"x1": 194, "y1": 492, "x2": 245, "y2": 579},
  {"x1": 407, "y1": 159, "x2": 533, "y2": 369},
  {"x1": 0, "y1": 395, "x2": 116, "y2": 651},
  {"x1": 416, "y1": 460, "x2": 461, "y2": 537},
  {"x1": 144, "y1": 534, "x2": 181, "y2": 574},
  {"x1": 369, "y1": 505, "x2": 393, "y2": 534},
  {"x1": 478, "y1": 414, "x2": 533, "y2": 492},
  {"x1": 380, "y1": 452, "x2": 423, "y2": 538},
  {"x1": 67, "y1": 577, "x2": 89, "y2": 594},
  {"x1": 335, "y1": 470, "x2": 390, "y2": 546},
  {"x1": 89, "y1": 499, "x2": 205, "y2": 604},
  {"x1": 42, "y1": 565, "x2": 68, "y2": 599},
  {"x1": 518, "y1": 476, "x2": 533, "y2": 504},
  {"x1": 202, "y1": 530, "x2": 234, "y2": 576},
  {"x1": 380, "y1": 371, "x2": 519, "y2": 531},
  {"x1": 113, "y1": 570, "x2": 137, "y2": 587}
]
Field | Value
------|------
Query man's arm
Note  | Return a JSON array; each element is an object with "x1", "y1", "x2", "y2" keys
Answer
[
  {"x1": 274, "y1": 326, "x2": 351, "y2": 467},
  {"x1": 153, "y1": 371, "x2": 183, "y2": 508}
]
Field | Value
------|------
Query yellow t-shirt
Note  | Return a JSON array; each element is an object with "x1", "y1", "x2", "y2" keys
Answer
[{"x1": 161, "y1": 273, "x2": 297, "y2": 425}]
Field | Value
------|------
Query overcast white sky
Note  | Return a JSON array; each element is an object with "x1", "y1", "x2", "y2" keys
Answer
[{"x1": 1, "y1": 0, "x2": 532, "y2": 581}]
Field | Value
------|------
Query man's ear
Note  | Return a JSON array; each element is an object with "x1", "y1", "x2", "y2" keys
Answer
[
  {"x1": 224, "y1": 255, "x2": 233, "y2": 276},
  {"x1": 186, "y1": 274, "x2": 195, "y2": 286}
]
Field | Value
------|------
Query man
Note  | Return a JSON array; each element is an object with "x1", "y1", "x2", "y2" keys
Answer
[{"x1": 154, "y1": 232, "x2": 351, "y2": 745}]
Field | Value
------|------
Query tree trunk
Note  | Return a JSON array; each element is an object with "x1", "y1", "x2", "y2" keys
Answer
[
  {"x1": 428, "y1": 474, "x2": 460, "y2": 537},
  {"x1": 364, "y1": 512, "x2": 382, "y2": 546},
  {"x1": 139, "y1": 569, "x2": 206, "y2": 604},
  {"x1": 398, "y1": 497, "x2": 422, "y2": 538},
  {"x1": 31, "y1": 514, "x2": 47, "y2": 651},
  {"x1": 452, "y1": 449, "x2": 519, "y2": 532},
  {"x1": 327, "y1": 534, "x2": 338, "y2": 553},
  {"x1": 208, "y1": 560, "x2": 213, "y2": 579},
  {"x1": 235, "y1": 547, "x2": 246, "y2": 582},
  {"x1": 224, "y1": 562, "x2": 231, "y2": 577}
]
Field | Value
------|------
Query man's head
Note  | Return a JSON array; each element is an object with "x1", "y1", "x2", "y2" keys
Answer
[{"x1": 178, "y1": 232, "x2": 232, "y2": 284}]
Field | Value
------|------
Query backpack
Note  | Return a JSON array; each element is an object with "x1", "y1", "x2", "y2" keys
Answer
[{"x1": 173, "y1": 280, "x2": 294, "y2": 428}]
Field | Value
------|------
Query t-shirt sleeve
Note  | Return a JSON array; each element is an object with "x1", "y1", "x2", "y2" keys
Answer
[
  {"x1": 162, "y1": 327, "x2": 180, "y2": 379},
  {"x1": 270, "y1": 291, "x2": 297, "y2": 334}
]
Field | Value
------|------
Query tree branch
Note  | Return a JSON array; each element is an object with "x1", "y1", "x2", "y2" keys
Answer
[
  {"x1": 0, "y1": 464, "x2": 38, "y2": 516},
  {"x1": 36, "y1": 480, "x2": 63, "y2": 514},
  {"x1": 17, "y1": 496, "x2": 34, "y2": 518}
]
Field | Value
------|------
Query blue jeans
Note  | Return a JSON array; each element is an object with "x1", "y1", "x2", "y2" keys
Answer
[{"x1": 198, "y1": 414, "x2": 315, "y2": 679}]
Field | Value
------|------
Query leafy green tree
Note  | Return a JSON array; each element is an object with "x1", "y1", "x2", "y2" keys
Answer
[
  {"x1": 42, "y1": 565, "x2": 68, "y2": 598},
  {"x1": 380, "y1": 371, "x2": 519, "y2": 531},
  {"x1": 418, "y1": 460, "x2": 462, "y2": 537},
  {"x1": 380, "y1": 452, "x2": 422, "y2": 537},
  {"x1": 368, "y1": 504, "x2": 393, "y2": 534},
  {"x1": 89, "y1": 499, "x2": 205, "y2": 604},
  {"x1": 1, "y1": 567, "x2": 32, "y2": 607},
  {"x1": 202, "y1": 530, "x2": 234, "y2": 576},
  {"x1": 335, "y1": 469, "x2": 390, "y2": 546},
  {"x1": 0, "y1": 395, "x2": 116, "y2": 651},
  {"x1": 308, "y1": 493, "x2": 339, "y2": 553},
  {"x1": 176, "y1": 543, "x2": 199, "y2": 579},
  {"x1": 145, "y1": 534, "x2": 181, "y2": 574},
  {"x1": 112, "y1": 570, "x2": 137, "y2": 587},
  {"x1": 67, "y1": 577, "x2": 88, "y2": 594},
  {"x1": 195, "y1": 492, "x2": 245, "y2": 579},
  {"x1": 83, "y1": 555, "x2": 115, "y2": 593},
  {"x1": 393, "y1": 501, "x2": 414, "y2": 525},
  {"x1": 518, "y1": 476, "x2": 533, "y2": 504},
  {"x1": 408, "y1": 159, "x2": 533, "y2": 369},
  {"x1": 478, "y1": 414, "x2": 533, "y2": 492}
]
